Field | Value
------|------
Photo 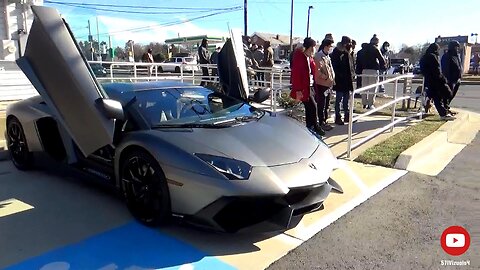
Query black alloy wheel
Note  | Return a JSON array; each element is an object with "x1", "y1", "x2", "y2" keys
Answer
[
  {"x1": 120, "y1": 150, "x2": 171, "y2": 226},
  {"x1": 7, "y1": 117, "x2": 33, "y2": 170}
]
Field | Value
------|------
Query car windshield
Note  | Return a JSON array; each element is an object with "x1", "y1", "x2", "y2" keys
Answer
[{"x1": 129, "y1": 86, "x2": 264, "y2": 128}]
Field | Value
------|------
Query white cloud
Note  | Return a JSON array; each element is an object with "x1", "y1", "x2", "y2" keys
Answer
[{"x1": 97, "y1": 16, "x2": 230, "y2": 46}]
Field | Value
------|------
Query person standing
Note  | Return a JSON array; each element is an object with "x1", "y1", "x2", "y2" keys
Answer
[
  {"x1": 378, "y1": 41, "x2": 391, "y2": 95},
  {"x1": 441, "y1": 41, "x2": 462, "y2": 113},
  {"x1": 290, "y1": 38, "x2": 324, "y2": 135},
  {"x1": 253, "y1": 45, "x2": 265, "y2": 85},
  {"x1": 357, "y1": 34, "x2": 386, "y2": 109},
  {"x1": 210, "y1": 46, "x2": 221, "y2": 79},
  {"x1": 314, "y1": 38, "x2": 335, "y2": 131},
  {"x1": 261, "y1": 41, "x2": 274, "y2": 88},
  {"x1": 420, "y1": 43, "x2": 455, "y2": 120},
  {"x1": 472, "y1": 53, "x2": 480, "y2": 75},
  {"x1": 198, "y1": 38, "x2": 210, "y2": 86},
  {"x1": 142, "y1": 48, "x2": 154, "y2": 76},
  {"x1": 331, "y1": 36, "x2": 355, "y2": 125}
]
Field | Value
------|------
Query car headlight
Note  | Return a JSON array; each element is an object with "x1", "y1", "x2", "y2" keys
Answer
[{"x1": 195, "y1": 153, "x2": 252, "y2": 180}]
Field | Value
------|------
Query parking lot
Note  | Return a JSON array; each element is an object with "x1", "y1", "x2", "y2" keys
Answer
[{"x1": 1, "y1": 150, "x2": 408, "y2": 269}]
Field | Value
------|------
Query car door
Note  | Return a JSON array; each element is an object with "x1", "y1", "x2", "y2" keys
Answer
[
  {"x1": 16, "y1": 6, "x2": 115, "y2": 157},
  {"x1": 217, "y1": 29, "x2": 249, "y2": 101}
]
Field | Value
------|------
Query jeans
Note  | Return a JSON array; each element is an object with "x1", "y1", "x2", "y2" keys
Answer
[
  {"x1": 443, "y1": 82, "x2": 460, "y2": 110},
  {"x1": 303, "y1": 86, "x2": 319, "y2": 130},
  {"x1": 315, "y1": 85, "x2": 329, "y2": 124},
  {"x1": 361, "y1": 69, "x2": 379, "y2": 107},
  {"x1": 200, "y1": 66, "x2": 209, "y2": 86},
  {"x1": 335, "y1": 91, "x2": 351, "y2": 119}
]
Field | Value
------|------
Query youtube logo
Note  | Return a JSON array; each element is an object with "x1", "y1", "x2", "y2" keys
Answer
[
  {"x1": 446, "y1": 234, "x2": 465, "y2": 248},
  {"x1": 441, "y1": 226, "x2": 470, "y2": 256}
]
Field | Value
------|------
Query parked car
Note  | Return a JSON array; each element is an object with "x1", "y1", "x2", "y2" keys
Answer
[
  {"x1": 8, "y1": 6, "x2": 341, "y2": 233},
  {"x1": 273, "y1": 59, "x2": 291, "y2": 73},
  {"x1": 160, "y1": 57, "x2": 200, "y2": 73},
  {"x1": 89, "y1": 63, "x2": 107, "y2": 77},
  {"x1": 390, "y1": 58, "x2": 411, "y2": 74}
]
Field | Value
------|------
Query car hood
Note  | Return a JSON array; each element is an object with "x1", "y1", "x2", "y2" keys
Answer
[{"x1": 153, "y1": 114, "x2": 332, "y2": 167}]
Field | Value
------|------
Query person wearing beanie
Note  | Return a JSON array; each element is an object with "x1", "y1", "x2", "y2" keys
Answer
[
  {"x1": 356, "y1": 34, "x2": 386, "y2": 109},
  {"x1": 420, "y1": 43, "x2": 454, "y2": 120},
  {"x1": 331, "y1": 36, "x2": 355, "y2": 125},
  {"x1": 314, "y1": 38, "x2": 336, "y2": 131},
  {"x1": 290, "y1": 37, "x2": 324, "y2": 135},
  {"x1": 440, "y1": 40, "x2": 462, "y2": 114}
]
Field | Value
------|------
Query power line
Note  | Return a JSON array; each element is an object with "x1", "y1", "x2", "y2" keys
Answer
[
  {"x1": 44, "y1": 0, "x2": 238, "y2": 11},
  {"x1": 46, "y1": 2, "x2": 242, "y2": 15},
  {"x1": 74, "y1": 7, "x2": 243, "y2": 40}
]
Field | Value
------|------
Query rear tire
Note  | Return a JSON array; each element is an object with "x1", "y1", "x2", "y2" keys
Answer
[
  {"x1": 7, "y1": 117, "x2": 33, "y2": 170},
  {"x1": 120, "y1": 149, "x2": 171, "y2": 226},
  {"x1": 158, "y1": 66, "x2": 163, "y2": 73},
  {"x1": 174, "y1": 66, "x2": 180, "y2": 73}
]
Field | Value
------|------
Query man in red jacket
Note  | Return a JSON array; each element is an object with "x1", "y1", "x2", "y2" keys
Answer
[{"x1": 290, "y1": 37, "x2": 324, "y2": 136}]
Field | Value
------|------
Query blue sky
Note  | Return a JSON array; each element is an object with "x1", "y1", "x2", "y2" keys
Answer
[{"x1": 43, "y1": 0, "x2": 479, "y2": 50}]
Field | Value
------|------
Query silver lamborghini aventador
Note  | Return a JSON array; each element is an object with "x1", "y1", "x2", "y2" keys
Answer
[{"x1": 5, "y1": 6, "x2": 341, "y2": 232}]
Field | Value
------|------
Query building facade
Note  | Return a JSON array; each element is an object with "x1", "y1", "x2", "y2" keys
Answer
[{"x1": 1, "y1": 0, "x2": 42, "y2": 61}]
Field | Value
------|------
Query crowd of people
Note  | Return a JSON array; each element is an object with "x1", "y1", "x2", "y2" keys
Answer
[
  {"x1": 290, "y1": 33, "x2": 391, "y2": 136},
  {"x1": 289, "y1": 33, "x2": 463, "y2": 137}
]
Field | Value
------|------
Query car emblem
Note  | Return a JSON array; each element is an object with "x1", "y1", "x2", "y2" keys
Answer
[{"x1": 309, "y1": 163, "x2": 317, "y2": 170}]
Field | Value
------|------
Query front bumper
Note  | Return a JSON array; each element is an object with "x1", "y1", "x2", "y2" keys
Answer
[{"x1": 185, "y1": 180, "x2": 334, "y2": 233}]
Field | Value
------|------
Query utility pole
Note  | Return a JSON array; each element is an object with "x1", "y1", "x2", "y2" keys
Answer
[
  {"x1": 96, "y1": 16, "x2": 100, "y2": 59},
  {"x1": 244, "y1": 0, "x2": 248, "y2": 36},
  {"x1": 88, "y1": 19, "x2": 93, "y2": 60},
  {"x1": 289, "y1": 0, "x2": 294, "y2": 53}
]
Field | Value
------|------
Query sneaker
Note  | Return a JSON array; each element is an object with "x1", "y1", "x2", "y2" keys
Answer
[
  {"x1": 335, "y1": 118, "x2": 344, "y2": 125},
  {"x1": 440, "y1": 114, "x2": 456, "y2": 121},
  {"x1": 314, "y1": 126, "x2": 326, "y2": 136},
  {"x1": 448, "y1": 110, "x2": 458, "y2": 116},
  {"x1": 322, "y1": 124, "x2": 333, "y2": 131}
]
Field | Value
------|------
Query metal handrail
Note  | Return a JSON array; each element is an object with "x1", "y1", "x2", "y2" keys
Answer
[{"x1": 346, "y1": 73, "x2": 425, "y2": 158}]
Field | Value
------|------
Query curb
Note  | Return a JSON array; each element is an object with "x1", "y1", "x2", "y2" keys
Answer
[{"x1": 394, "y1": 109, "x2": 479, "y2": 172}]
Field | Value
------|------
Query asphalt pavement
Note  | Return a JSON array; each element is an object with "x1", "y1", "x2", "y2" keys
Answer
[{"x1": 268, "y1": 133, "x2": 480, "y2": 270}]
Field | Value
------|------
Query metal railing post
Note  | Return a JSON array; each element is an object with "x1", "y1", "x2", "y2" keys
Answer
[
  {"x1": 192, "y1": 65, "x2": 196, "y2": 85},
  {"x1": 347, "y1": 89, "x2": 355, "y2": 159},
  {"x1": 133, "y1": 62, "x2": 137, "y2": 82},
  {"x1": 390, "y1": 80, "x2": 398, "y2": 132},
  {"x1": 180, "y1": 65, "x2": 184, "y2": 83}
]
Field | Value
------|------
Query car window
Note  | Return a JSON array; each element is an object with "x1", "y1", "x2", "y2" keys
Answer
[
  {"x1": 184, "y1": 57, "x2": 195, "y2": 62},
  {"x1": 175, "y1": 58, "x2": 182, "y2": 63},
  {"x1": 131, "y1": 87, "x2": 261, "y2": 127}
]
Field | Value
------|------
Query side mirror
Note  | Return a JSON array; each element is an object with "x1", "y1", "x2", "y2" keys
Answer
[
  {"x1": 249, "y1": 88, "x2": 271, "y2": 103},
  {"x1": 96, "y1": 98, "x2": 124, "y2": 120}
]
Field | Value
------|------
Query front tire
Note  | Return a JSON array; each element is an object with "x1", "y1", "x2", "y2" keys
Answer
[
  {"x1": 120, "y1": 149, "x2": 171, "y2": 226},
  {"x1": 7, "y1": 117, "x2": 33, "y2": 170}
]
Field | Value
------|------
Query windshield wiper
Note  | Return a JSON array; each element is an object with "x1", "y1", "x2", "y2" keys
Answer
[{"x1": 152, "y1": 123, "x2": 220, "y2": 129}]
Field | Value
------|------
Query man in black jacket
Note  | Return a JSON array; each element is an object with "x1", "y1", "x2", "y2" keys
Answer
[
  {"x1": 331, "y1": 36, "x2": 355, "y2": 125},
  {"x1": 198, "y1": 38, "x2": 210, "y2": 86},
  {"x1": 441, "y1": 41, "x2": 462, "y2": 113},
  {"x1": 356, "y1": 34, "x2": 386, "y2": 109},
  {"x1": 420, "y1": 43, "x2": 454, "y2": 120}
]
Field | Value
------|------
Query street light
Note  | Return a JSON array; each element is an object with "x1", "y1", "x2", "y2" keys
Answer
[
  {"x1": 307, "y1": 6, "x2": 313, "y2": 37},
  {"x1": 472, "y1": 33, "x2": 478, "y2": 44},
  {"x1": 289, "y1": 0, "x2": 294, "y2": 54}
]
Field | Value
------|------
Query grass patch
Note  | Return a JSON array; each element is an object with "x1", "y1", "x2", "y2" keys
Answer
[{"x1": 355, "y1": 116, "x2": 446, "y2": 167}]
